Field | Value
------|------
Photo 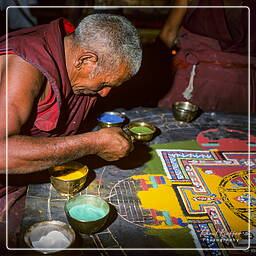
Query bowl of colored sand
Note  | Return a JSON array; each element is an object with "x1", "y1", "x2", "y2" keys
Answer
[
  {"x1": 172, "y1": 101, "x2": 199, "y2": 123},
  {"x1": 49, "y1": 161, "x2": 89, "y2": 196},
  {"x1": 64, "y1": 194, "x2": 110, "y2": 234},
  {"x1": 24, "y1": 220, "x2": 75, "y2": 254},
  {"x1": 97, "y1": 111, "x2": 126, "y2": 128},
  {"x1": 125, "y1": 121, "x2": 156, "y2": 142}
]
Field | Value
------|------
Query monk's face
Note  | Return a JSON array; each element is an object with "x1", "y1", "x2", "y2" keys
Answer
[{"x1": 70, "y1": 63, "x2": 130, "y2": 97}]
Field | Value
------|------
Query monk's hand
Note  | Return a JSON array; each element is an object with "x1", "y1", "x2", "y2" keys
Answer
[{"x1": 95, "y1": 127, "x2": 134, "y2": 161}]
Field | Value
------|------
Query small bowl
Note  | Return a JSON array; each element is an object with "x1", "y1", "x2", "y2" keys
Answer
[
  {"x1": 64, "y1": 195, "x2": 110, "y2": 235},
  {"x1": 172, "y1": 101, "x2": 199, "y2": 123},
  {"x1": 97, "y1": 111, "x2": 126, "y2": 128},
  {"x1": 49, "y1": 161, "x2": 89, "y2": 196},
  {"x1": 24, "y1": 220, "x2": 75, "y2": 254},
  {"x1": 125, "y1": 121, "x2": 156, "y2": 142}
]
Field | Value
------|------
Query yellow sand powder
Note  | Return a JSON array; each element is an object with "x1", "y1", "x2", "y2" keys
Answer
[
  {"x1": 56, "y1": 170, "x2": 85, "y2": 180},
  {"x1": 52, "y1": 163, "x2": 88, "y2": 181},
  {"x1": 131, "y1": 174, "x2": 188, "y2": 229}
]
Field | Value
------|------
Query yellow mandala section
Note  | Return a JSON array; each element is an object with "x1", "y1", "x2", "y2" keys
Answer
[
  {"x1": 131, "y1": 171, "x2": 253, "y2": 238},
  {"x1": 131, "y1": 174, "x2": 204, "y2": 230}
]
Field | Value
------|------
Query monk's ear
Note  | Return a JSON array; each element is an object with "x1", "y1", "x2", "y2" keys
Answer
[{"x1": 74, "y1": 52, "x2": 98, "y2": 70}]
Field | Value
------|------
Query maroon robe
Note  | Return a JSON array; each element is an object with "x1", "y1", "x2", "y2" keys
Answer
[
  {"x1": 0, "y1": 18, "x2": 97, "y2": 249},
  {"x1": 158, "y1": 0, "x2": 256, "y2": 113}
]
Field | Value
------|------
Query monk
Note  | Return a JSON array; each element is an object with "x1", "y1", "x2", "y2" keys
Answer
[
  {"x1": 158, "y1": 0, "x2": 256, "y2": 113},
  {"x1": 0, "y1": 13, "x2": 142, "y2": 250}
]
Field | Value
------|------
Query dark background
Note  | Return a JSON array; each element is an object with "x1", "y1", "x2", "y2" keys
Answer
[{"x1": 0, "y1": 0, "x2": 175, "y2": 114}]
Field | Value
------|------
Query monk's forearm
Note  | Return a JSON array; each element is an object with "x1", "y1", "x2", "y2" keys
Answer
[
  {"x1": 159, "y1": 0, "x2": 188, "y2": 48},
  {"x1": 1, "y1": 133, "x2": 99, "y2": 174},
  {"x1": 0, "y1": 127, "x2": 133, "y2": 174}
]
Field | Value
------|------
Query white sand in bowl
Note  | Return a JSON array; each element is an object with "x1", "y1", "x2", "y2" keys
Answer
[{"x1": 31, "y1": 230, "x2": 70, "y2": 250}]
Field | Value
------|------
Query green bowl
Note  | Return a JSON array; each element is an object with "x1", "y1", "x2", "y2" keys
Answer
[
  {"x1": 125, "y1": 121, "x2": 156, "y2": 142},
  {"x1": 64, "y1": 195, "x2": 110, "y2": 234}
]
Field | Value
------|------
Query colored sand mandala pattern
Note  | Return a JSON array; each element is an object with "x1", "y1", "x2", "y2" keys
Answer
[
  {"x1": 109, "y1": 175, "x2": 186, "y2": 229},
  {"x1": 196, "y1": 128, "x2": 256, "y2": 151},
  {"x1": 109, "y1": 150, "x2": 256, "y2": 254},
  {"x1": 156, "y1": 150, "x2": 256, "y2": 251},
  {"x1": 218, "y1": 169, "x2": 256, "y2": 226}
]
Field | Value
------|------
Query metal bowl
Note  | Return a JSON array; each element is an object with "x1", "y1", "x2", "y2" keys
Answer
[
  {"x1": 64, "y1": 195, "x2": 110, "y2": 235},
  {"x1": 97, "y1": 111, "x2": 126, "y2": 128},
  {"x1": 24, "y1": 220, "x2": 75, "y2": 254},
  {"x1": 49, "y1": 161, "x2": 89, "y2": 196},
  {"x1": 125, "y1": 121, "x2": 156, "y2": 142},
  {"x1": 172, "y1": 101, "x2": 199, "y2": 123}
]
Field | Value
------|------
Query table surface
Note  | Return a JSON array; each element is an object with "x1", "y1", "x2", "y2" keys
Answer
[{"x1": 19, "y1": 107, "x2": 256, "y2": 255}]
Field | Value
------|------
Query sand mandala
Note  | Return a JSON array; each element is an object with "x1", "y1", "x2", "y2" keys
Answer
[{"x1": 109, "y1": 150, "x2": 256, "y2": 252}]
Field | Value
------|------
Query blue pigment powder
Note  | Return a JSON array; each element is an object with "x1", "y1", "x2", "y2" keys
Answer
[
  {"x1": 69, "y1": 205, "x2": 106, "y2": 221},
  {"x1": 98, "y1": 113, "x2": 124, "y2": 123}
]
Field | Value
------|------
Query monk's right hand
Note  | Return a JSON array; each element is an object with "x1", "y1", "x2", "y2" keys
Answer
[{"x1": 94, "y1": 127, "x2": 134, "y2": 161}]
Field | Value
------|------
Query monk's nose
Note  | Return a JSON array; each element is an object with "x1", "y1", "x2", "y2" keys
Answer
[{"x1": 98, "y1": 87, "x2": 112, "y2": 97}]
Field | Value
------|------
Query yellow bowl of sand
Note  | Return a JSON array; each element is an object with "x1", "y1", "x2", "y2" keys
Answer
[{"x1": 49, "y1": 161, "x2": 89, "y2": 196}]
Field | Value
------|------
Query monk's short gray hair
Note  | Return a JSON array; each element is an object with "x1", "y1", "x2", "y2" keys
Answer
[{"x1": 74, "y1": 13, "x2": 142, "y2": 77}]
